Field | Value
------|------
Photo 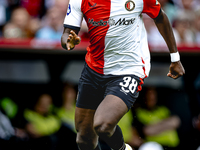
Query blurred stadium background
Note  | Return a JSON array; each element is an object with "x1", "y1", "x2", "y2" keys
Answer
[{"x1": 0, "y1": 0, "x2": 200, "y2": 150}]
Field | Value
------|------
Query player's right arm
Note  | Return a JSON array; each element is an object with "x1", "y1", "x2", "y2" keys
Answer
[
  {"x1": 61, "y1": 28, "x2": 81, "y2": 50},
  {"x1": 61, "y1": 0, "x2": 83, "y2": 50}
]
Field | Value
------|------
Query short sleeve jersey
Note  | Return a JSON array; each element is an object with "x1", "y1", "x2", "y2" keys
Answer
[{"x1": 64, "y1": 0, "x2": 161, "y2": 79}]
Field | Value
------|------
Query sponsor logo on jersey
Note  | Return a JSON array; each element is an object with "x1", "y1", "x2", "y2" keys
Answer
[
  {"x1": 125, "y1": 0, "x2": 135, "y2": 11},
  {"x1": 114, "y1": 18, "x2": 135, "y2": 26},
  {"x1": 88, "y1": 18, "x2": 135, "y2": 26},
  {"x1": 88, "y1": 19, "x2": 108, "y2": 26},
  {"x1": 67, "y1": 4, "x2": 71, "y2": 15}
]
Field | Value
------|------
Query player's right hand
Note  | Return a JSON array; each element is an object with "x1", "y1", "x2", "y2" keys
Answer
[{"x1": 67, "y1": 30, "x2": 81, "y2": 50}]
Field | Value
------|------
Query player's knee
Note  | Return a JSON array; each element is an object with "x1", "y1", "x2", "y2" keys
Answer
[
  {"x1": 76, "y1": 137, "x2": 89, "y2": 149},
  {"x1": 76, "y1": 132, "x2": 96, "y2": 149},
  {"x1": 94, "y1": 121, "x2": 114, "y2": 138}
]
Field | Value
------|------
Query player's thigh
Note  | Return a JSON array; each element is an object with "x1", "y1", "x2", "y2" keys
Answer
[
  {"x1": 94, "y1": 95, "x2": 128, "y2": 130},
  {"x1": 94, "y1": 75, "x2": 141, "y2": 129}
]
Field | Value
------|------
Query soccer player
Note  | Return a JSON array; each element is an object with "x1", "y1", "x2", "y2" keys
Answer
[{"x1": 61, "y1": 0, "x2": 185, "y2": 150}]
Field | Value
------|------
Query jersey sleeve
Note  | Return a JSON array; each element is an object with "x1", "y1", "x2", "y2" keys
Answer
[
  {"x1": 142, "y1": 0, "x2": 161, "y2": 19},
  {"x1": 63, "y1": 0, "x2": 83, "y2": 31}
]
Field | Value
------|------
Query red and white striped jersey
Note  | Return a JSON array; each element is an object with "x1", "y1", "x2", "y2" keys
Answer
[{"x1": 64, "y1": 0, "x2": 161, "y2": 79}]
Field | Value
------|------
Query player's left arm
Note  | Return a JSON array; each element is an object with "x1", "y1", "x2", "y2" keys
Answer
[{"x1": 153, "y1": 9, "x2": 185, "y2": 79}]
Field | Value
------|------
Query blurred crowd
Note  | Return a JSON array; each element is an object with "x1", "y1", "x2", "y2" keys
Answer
[
  {"x1": 0, "y1": 83, "x2": 79, "y2": 150},
  {"x1": 0, "y1": 0, "x2": 72, "y2": 41},
  {"x1": 0, "y1": 0, "x2": 88, "y2": 42},
  {"x1": 0, "y1": 0, "x2": 200, "y2": 47},
  {"x1": 0, "y1": 0, "x2": 200, "y2": 150},
  {"x1": 144, "y1": 0, "x2": 200, "y2": 49},
  {"x1": 1, "y1": 84, "x2": 200, "y2": 150}
]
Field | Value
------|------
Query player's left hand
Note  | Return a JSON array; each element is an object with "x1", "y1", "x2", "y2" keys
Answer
[{"x1": 167, "y1": 61, "x2": 185, "y2": 79}]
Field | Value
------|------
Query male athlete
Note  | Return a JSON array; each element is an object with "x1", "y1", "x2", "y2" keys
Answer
[{"x1": 61, "y1": 0, "x2": 185, "y2": 150}]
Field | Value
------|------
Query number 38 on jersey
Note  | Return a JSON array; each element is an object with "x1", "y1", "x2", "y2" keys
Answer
[{"x1": 119, "y1": 76, "x2": 138, "y2": 94}]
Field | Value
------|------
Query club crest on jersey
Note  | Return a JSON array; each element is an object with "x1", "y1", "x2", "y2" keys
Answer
[{"x1": 125, "y1": 0, "x2": 135, "y2": 11}]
